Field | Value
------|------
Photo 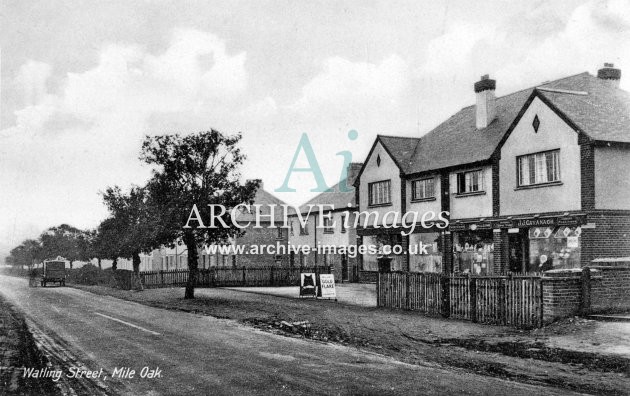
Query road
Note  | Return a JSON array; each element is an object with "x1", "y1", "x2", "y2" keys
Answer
[{"x1": 0, "y1": 276, "x2": 580, "y2": 396}]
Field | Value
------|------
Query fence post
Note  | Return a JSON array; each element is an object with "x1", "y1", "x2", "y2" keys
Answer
[
  {"x1": 441, "y1": 274, "x2": 450, "y2": 318},
  {"x1": 406, "y1": 272, "x2": 411, "y2": 310},
  {"x1": 581, "y1": 267, "x2": 591, "y2": 316},
  {"x1": 469, "y1": 274, "x2": 477, "y2": 323},
  {"x1": 499, "y1": 277, "x2": 507, "y2": 325},
  {"x1": 377, "y1": 272, "x2": 381, "y2": 307},
  {"x1": 270, "y1": 265, "x2": 275, "y2": 286},
  {"x1": 160, "y1": 270, "x2": 164, "y2": 287},
  {"x1": 242, "y1": 266, "x2": 246, "y2": 286}
]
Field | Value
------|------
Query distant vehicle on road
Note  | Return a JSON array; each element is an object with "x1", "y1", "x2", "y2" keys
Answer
[{"x1": 41, "y1": 260, "x2": 66, "y2": 287}]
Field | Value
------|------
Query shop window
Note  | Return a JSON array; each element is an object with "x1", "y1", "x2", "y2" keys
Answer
[
  {"x1": 412, "y1": 178, "x2": 435, "y2": 200},
  {"x1": 409, "y1": 232, "x2": 442, "y2": 273},
  {"x1": 369, "y1": 180, "x2": 391, "y2": 206},
  {"x1": 517, "y1": 150, "x2": 560, "y2": 187},
  {"x1": 452, "y1": 230, "x2": 494, "y2": 275},
  {"x1": 456, "y1": 170, "x2": 484, "y2": 194},
  {"x1": 529, "y1": 226, "x2": 581, "y2": 271}
]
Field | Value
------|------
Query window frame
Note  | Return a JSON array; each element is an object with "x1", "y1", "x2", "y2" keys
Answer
[
  {"x1": 368, "y1": 179, "x2": 392, "y2": 207},
  {"x1": 516, "y1": 149, "x2": 561, "y2": 188},
  {"x1": 411, "y1": 177, "x2": 436, "y2": 201},
  {"x1": 456, "y1": 169, "x2": 485, "y2": 194},
  {"x1": 323, "y1": 217, "x2": 334, "y2": 234},
  {"x1": 299, "y1": 220, "x2": 309, "y2": 236}
]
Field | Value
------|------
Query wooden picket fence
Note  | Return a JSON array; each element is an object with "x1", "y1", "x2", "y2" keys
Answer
[
  {"x1": 140, "y1": 266, "x2": 332, "y2": 289},
  {"x1": 378, "y1": 272, "x2": 543, "y2": 328}
]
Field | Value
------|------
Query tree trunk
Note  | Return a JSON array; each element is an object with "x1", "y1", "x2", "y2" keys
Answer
[
  {"x1": 69, "y1": 261, "x2": 74, "y2": 269},
  {"x1": 132, "y1": 252, "x2": 141, "y2": 275},
  {"x1": 98, "y1": 258, "x2": 102, "y2": 270},
  {"x1": 183, "y1": 232, "x2": 198, "y2": 299},
  {"x1": 112, "y1": 257, "x2": 118, "y2": 271}
]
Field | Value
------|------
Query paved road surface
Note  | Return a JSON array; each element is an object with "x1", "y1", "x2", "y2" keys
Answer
[{"x1": 0, "y1": 276, "x2": 579, "y2": 396}]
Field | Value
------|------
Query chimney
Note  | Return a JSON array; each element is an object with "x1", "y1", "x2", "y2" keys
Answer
[
  {"x1": 474, "y1": 74, "x2": 497, "y2": 129},
  {"x1": 346, "y1": 162, "x2": 362, "y2": 187},
  {"x1": 597, "y1": 63, "x2": 621, "y2": 88}
]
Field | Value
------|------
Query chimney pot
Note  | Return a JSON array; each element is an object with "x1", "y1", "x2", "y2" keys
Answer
[{"x1": 597, "y1": 63, "x2": 621, "y2": 88}]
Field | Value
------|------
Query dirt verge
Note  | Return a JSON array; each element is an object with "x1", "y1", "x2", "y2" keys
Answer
[{"x1": 0, "y1": 295, "x2": 60, "y2": 395}]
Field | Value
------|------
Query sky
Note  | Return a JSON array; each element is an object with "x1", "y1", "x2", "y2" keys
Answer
[{"x1": 1, "y1": 0, "x2": 629, "y2": 259}]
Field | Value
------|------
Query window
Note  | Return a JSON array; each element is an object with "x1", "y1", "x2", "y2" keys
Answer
[
  {"x1": 276, "y1": 227, "x2": 283, "y2": 239},
  {"x1": 412, "y1": 178, "x2": 435, "y2": 200},
  {"x1": 457, "y1": 170, "x2": 484, "y2": 194},
  {"x1": 341, "y1": 214, "x2": 347, "y2": 233},
  {"x1": 323, "y1": 217, "x2": 334, "y2": 234},
  {"x1": 299, "y1": 221, "x2": 309, "y2": 235},
  {"x1": 517, "y1": 150, "x2": 560, "y2": 187},
  {"x1": 369, "y1": 180, "x2": 391, "y2": 206}
]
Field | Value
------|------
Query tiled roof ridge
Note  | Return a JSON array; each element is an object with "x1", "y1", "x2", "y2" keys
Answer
[
  {"x1": 456, "y1": 71, "x2": 592, "y2": 112},
  {"x1": 377, "y1": 134, "x2": 421, "y2": 140}
]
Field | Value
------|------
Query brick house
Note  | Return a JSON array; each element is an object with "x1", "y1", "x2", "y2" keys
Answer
[
  {"x1": 288, "y1": 163, "x2": 362, "y2": 281},
  {"x1": 355, "y1": 64, "x2": 630, "y2": 275}
]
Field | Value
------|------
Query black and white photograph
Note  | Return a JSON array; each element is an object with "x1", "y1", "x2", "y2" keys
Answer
[{"x1": 1, "y1": 1, "x2": 629, "y2": 395}]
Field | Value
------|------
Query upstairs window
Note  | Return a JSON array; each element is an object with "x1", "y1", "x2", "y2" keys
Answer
[
  {"x1": 517, "y1": 150, "x2": 560, "y2": 187},
  {"x1": 457, "y1": 170, "x2": 484, "y2": 194},
  {"x1": 412, "y1": 178, "x2": 435, "y2": 200},
  {"x1": 299, "y1": 221, "x2": 309, "y2": 235},
  {"x1": 276, "y1": 227, "x2": 283, "y2": 239},
  {"x1": 323, "y1": 217, "x2": 334, "y2": 234},
  {"x1": 369, "y1": 180, "x2": 391, "y2": 206},
  {"x1": 340, "y1": 214, "x2": 347, "y2": 233}
]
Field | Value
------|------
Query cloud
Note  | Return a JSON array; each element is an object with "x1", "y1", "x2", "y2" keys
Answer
[
  {"x1": 0, "y1": 29, "x2": 251, "y2": 250},
  {"x1": 289, "y1": 55, "x2": 410, "y2": 126}
]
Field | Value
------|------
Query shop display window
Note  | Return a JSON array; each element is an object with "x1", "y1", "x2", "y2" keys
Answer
[
  {"x1": 529, "y1": 226, "x2": 581, "y2": 271},
  {"x1": 452, "y1": 230, "x2": 494, "y2": 275}
]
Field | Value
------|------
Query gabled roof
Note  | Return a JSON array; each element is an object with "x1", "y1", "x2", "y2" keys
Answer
[
  {"x1": 535, "y1": 73, "x2": 630, "y2": 144},
  {"x1": 401, "y1": 72, "x2": 630, "y2": 175},
  {"x1": 295, "y1": 178, "x2": 357, "y2": 215},
  {"x1": 235, "y1": 185, "x2": 288, "y2": 221},
  {"x1": 378, "y1": 135, "x2": 420, "y2": 173},
  {"x1": 352, "y1": 135, "x2": 420, "y2": 185}
]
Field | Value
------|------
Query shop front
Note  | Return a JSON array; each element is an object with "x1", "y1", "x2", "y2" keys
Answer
[
  {"x1": 449, "y1": 214, "x2": 585, "y2": 274},
  {"x1": 450, "y1": 221, "x2": 494, "y2": 275}
]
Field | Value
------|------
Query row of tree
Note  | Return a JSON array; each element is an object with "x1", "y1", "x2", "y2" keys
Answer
[{"x1": 5, "y1": 130, "x2": 259, "y2": 298}]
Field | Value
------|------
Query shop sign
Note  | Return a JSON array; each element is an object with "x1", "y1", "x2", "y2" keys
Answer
[
  {"x1": 567, "y1": 236, "x2": 579, "y2": 248},
  {"x1": 473, "y1": 222, "x2": 493, "y2": 230},
  {"x1": 529, "y1": 227, "x2": 553, "y2": 239},
  {"x1": 319, "y1": 274, "x2": 336, "y2": 298},
  {"x1": 299, "y1": 273, "x2": 317, "y2": 297},
  {"x1": 449, "y1": 223, "x2": 467, "y2": 231},
  {"x1": 557, "y1": 216, "x2": 579, "y2": 226},
  {"x1": 514, "y1": 218, "x2": 555, "y2": 227},
  {"x1": 495, "y1": 220, "x2": 513, "y2": 229}
]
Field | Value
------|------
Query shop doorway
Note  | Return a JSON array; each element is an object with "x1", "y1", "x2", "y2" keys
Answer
[
  {"x1": 508, "y1": 230, "x2": 529, "y2": 273},
  {"x1": 341, "y1": 254, "x2": 348, "y2": 282}
]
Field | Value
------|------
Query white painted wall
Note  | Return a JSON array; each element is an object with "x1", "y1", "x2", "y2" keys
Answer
[
  {"x1": 358, "y1": 142, "x2": 402, "y2": 226},
  {"x1": 449, "y1": 165, "x2": 493, "y2": 219},
  {"x1": 500, "y1": 97, "x2": 581, "y2": 215},
  {"x1": 406, "y1": 174, "x2": 442, "y2": 218}
]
